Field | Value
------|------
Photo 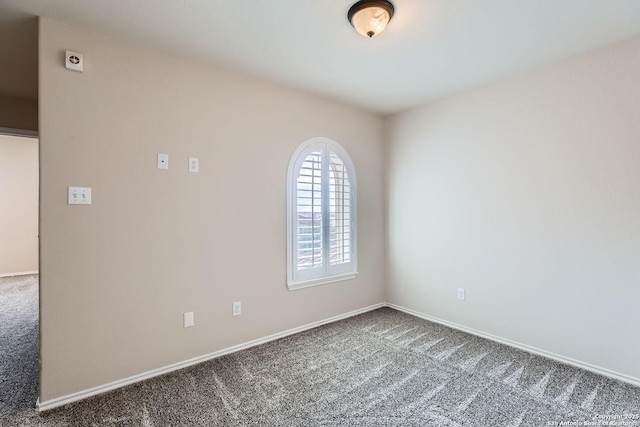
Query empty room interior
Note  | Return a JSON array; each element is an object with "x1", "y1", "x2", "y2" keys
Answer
[{"x1": 1, "y1": 0, "x2": 639, "y2": 425}]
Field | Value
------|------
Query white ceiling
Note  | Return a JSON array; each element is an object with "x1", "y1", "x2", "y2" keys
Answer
[{"x1": 2, "y1": 0, "x2": 640, "y2": 114}]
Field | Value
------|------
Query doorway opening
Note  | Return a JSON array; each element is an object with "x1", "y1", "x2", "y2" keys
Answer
[{"x1": 0, "y1": 131, "x2": 39, "y2": 416}]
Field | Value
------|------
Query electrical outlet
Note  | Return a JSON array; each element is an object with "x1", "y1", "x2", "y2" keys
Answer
[
  {"x1": 458, "y1": 288, "x2": 465, "y2": 301},
  {"x1": 232, "y1": 301, "x2": 241, "y2": 316},
  {"x1": 183, "y1": 312, "x2": 194, "y2": 328},
  {"x1": 189, "y1": 157, "x2": 199, "y2": 173}
]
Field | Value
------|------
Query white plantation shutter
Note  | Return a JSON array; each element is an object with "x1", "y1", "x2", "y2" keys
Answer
[
  {"x1": 329, "y1": 152, "x2": 352, "y2": 267},
  {"x1": 296, "y1": 150, "x2": 324, "y2": 270},
  {"x1": 287, "y1": 138, "x2": 357, "y2": 290}
]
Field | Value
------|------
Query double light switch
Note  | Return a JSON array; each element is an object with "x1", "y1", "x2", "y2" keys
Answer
[{"x1": 68, "y1": 187, "x2": 92, "y2": 205}]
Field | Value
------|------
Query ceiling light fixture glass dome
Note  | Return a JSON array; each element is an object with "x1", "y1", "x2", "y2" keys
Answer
[{"x1": 348, "y1": 0, "x2": 395, "y2": 38}]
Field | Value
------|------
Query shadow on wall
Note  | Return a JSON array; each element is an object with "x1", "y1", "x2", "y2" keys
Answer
[{"x1": 0, "y1": 16, "x2": 38, "y2": 132}]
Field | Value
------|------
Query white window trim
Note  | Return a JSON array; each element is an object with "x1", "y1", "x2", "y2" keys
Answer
[{"x1": 287, "y1": 137, "x2": 358, "y2": 290}]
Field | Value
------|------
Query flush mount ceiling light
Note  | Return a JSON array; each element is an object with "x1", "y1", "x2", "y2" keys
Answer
[{"x1": 348, "y1": 0, "x2": 395, "y2": 38}]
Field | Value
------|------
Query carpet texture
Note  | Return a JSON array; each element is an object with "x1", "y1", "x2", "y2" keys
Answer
[
  {"x1": 3, "y1": 292, "x2": 640, "y2": 426},
  {"x1": 0, "y1": 274, "x2": 39, "y2": 423}
]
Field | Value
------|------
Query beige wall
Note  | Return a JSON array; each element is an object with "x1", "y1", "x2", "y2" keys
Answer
[
  {"x1": 39, "y1": 18, "x2": 385, "y2": 402},
  {"x1": 0, "y1": 134, "x2": 38, "y2": 275},
  {"x1": 386, "y1": 36, "x2": 640, "y2": 382}
]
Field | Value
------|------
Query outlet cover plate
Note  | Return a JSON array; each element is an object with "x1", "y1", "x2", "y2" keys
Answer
[
  {"x1": 232, "y1": 301, "x2": 241, "y2": 316},
  {"x1": 189, "y1": 157, "x2": 199, "y2": 172}
]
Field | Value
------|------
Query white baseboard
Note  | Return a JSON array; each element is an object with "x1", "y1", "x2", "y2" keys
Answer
[
  {"x1": 386, "y1": 303, "x2": 640, "y2": 388},
  {"x1": 0, "y1": 271, "x2": 38, "y2": 278},
  {"x1": 36, "y1": 302, "x2": 385, "y2": 412},
  {"x1": 36, "y1": 301, "x2": 640, "y2": 411}
]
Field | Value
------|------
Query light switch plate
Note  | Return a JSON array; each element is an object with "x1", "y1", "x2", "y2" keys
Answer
[
  {"x1": 68, "y1": 187, "x2": 91, "y2": 205},
  {"x1": 157, "y1": 153, "x2": 169, "y2": 169},
  {"x1": 183, "y1": 312, "x2": 194, "y2": 328}
]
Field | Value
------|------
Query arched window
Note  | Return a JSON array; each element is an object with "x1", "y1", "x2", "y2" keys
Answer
[{"x1": 287, "y1": 138, "x2": 357, "y2": 290}]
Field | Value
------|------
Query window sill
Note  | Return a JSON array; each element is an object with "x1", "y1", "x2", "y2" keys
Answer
[{"x1": 287, "y1": 272, "x2": 359, "y2": 291}]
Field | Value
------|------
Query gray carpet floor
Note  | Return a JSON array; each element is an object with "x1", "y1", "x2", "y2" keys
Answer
[
  {"x1": 1, "y1": 278, "x2": 639, "y2": 426},
  {"x1": 0, "y1": 274, "x2": 39, "y2": 424}
]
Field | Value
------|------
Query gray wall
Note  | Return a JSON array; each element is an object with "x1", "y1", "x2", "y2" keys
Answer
[
  {"x1": 39, "y1": 18, "x2": 386, "y2": 402},
  {"x1": 386, "y1": 36, "x2": 640, "y2": 382}
]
